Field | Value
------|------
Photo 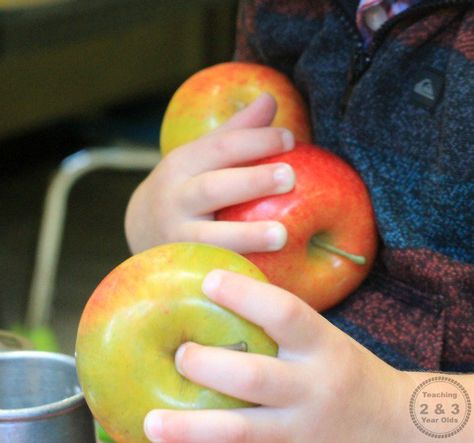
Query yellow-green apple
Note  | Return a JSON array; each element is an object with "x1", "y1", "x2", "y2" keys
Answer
[
  {"x1": 75, "y1": 242, "x2": 277, "y2": 443},
  {"x1": 159, "y1": 61, "x2": 312, "y2": 156},
  {"x1": 217, "y1": 142, "x2": 378, "y2": 311}
]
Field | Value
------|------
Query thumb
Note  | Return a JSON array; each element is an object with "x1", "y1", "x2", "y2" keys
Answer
[{"x1": 215, "y1": 92, "x2": 277, "y2": 133}]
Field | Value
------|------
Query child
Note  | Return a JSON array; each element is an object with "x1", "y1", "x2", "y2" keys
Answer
[{"x1": 125, "y1": 1, "x2": 473, "y2": 441}]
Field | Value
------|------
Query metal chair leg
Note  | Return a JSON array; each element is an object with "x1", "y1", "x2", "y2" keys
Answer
[{"x1": 25, "y1": 146, "x2": 160, "y2": 329}]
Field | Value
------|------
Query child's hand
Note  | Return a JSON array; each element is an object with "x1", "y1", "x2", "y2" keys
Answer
[
  {"x1": 125, "y1": 93, "x2": 295, "y2": 254},
  {"x1": 143, "y1": 270, "x2": 413, "y2": 443}
]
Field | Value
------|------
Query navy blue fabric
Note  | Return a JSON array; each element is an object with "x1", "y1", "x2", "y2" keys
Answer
[
  {"x1": 325, "y1": 314, "x2": 423, "y2": 370},
  {"x1": 235, "y1": 0, "x2": 474, "y2": 371}
]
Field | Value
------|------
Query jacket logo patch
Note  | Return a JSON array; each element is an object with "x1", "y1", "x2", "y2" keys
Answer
[
  {"x1": 413, "y1": 67, "x2": 444, "y2": 110},
  {"x1": 414, "y1": 78, "x2": 435, "y2": 101}
]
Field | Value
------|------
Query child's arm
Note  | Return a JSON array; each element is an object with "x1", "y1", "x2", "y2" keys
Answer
[{"x1": 144, "y1": 270, "x2": 474, "y2": 443}]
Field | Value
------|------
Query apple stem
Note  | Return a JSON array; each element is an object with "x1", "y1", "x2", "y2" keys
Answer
[
  {"x1": 219, "y1": 341, "x2": 248, "y2": 352},
  {"x1": 310, "y1": 236, "x2": 366, "y2": 265}
]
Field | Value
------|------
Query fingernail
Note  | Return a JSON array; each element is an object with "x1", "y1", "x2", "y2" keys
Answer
[
  {"x1": 202, "y1": 270, "x2": 222, "y2": 297},
  {"x1": 174, "y1": 343, "x2": 187, "y2": 376},
  {"x1": 281, "y1": 129, "x2": 294, "y2": 151},
  {"x1": 273, "y1": 163, "x2": 295, "y2": 193},
  {"x1": 144, "y1": 410, "x2": 163, "y2": 442},
  {"x1": 264, "y1": 223, "x2": 287, "y2": 251}
]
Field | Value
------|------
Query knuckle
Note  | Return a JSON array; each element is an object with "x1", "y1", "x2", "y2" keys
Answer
[
  {"x1": 210, "y1": 131, "x2": 234, "y2": 156},
  {"x1": 156, "y1": 219, "x2": 179, "y2": 244},
  {"x1": 160, "y1": 228, "x2": 175, "y2": 244},
  {"x1": 197, "y1": 174, "x2": 220, "y2": 203},
  {"x1": 226, "y1": 417, "x2": 251, "y2": 443},
  {"x1": 186, "y1": 222, "x2": 210, "y2": 245},
  {"x1": 274, "y1": 297, "x2": 302, "y2": 328},
  {"x1": 240, "y1": 363, "x2": 266, "y2": 393},
  {"x1": 158, "y1": 148, "x2": 180, "y2": 172}
]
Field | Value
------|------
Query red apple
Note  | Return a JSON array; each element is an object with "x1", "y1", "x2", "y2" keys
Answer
[
  {"x1": 217, "y1": 142, "x2": 378, "y2": 311},
  {"x1": 160, "y1": 61, "x2": 312, "y2": 156}
]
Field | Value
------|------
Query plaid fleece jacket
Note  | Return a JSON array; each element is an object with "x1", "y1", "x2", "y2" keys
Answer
[{"x1": 235, "y1": 0, "x2": 474, "y2": 372}]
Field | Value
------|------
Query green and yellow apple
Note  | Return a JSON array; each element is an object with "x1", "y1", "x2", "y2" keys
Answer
[
  {"x1": 160, "y1": 61, "x2": 312, "y2": 156},
  {"x1": 75, "y1": 242, "x2": 277, "y2": 443},
  {"x1": 217, "y1": 142, "x2": 378, "y2": 312}
]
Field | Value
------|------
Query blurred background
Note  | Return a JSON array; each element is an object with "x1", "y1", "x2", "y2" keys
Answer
[{"x1": 1, "y1": 0, "x2": 239, "y2": 354}]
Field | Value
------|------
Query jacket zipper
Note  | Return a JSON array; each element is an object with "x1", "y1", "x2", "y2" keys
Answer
[{"x1": 337, "y1": 0, "x2": 473, "y2": 115}]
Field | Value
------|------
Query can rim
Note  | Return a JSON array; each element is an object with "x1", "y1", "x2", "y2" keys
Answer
[{"x1": 0, "y1": 351, "x2": 86, "y2": 422}]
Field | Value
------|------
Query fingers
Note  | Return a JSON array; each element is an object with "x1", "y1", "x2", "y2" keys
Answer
[
  {"x1": 163, "y1": 92, "x2": 285, "y2": 175},
  {"x1": 216, "y1": 92, "x2": 278, "y2": 132},
  {"x1": 174, "y1": 343, "x2": 303, "y2": 407},
  {"x1": 178, "y1": 162, "x2": 295, "y2": 214},
  {"x1": 168, "y1": 126, "x2": 294, "y2": 176},
  {"x1": 168, "y1": 92, "x2": 289, "y2": 176},
  {"x1": 202, "y1": 270, "x2": 325, "y2": 352},
  {"x1": 177, "y1": 220, "x2": 287, "y2": 254},
  {"x1": 126, "y1": 93, "x2": 294, "y2": 255},
  {"x1": 144, "y1": 407, "x2": 287, "y2": 443}
]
